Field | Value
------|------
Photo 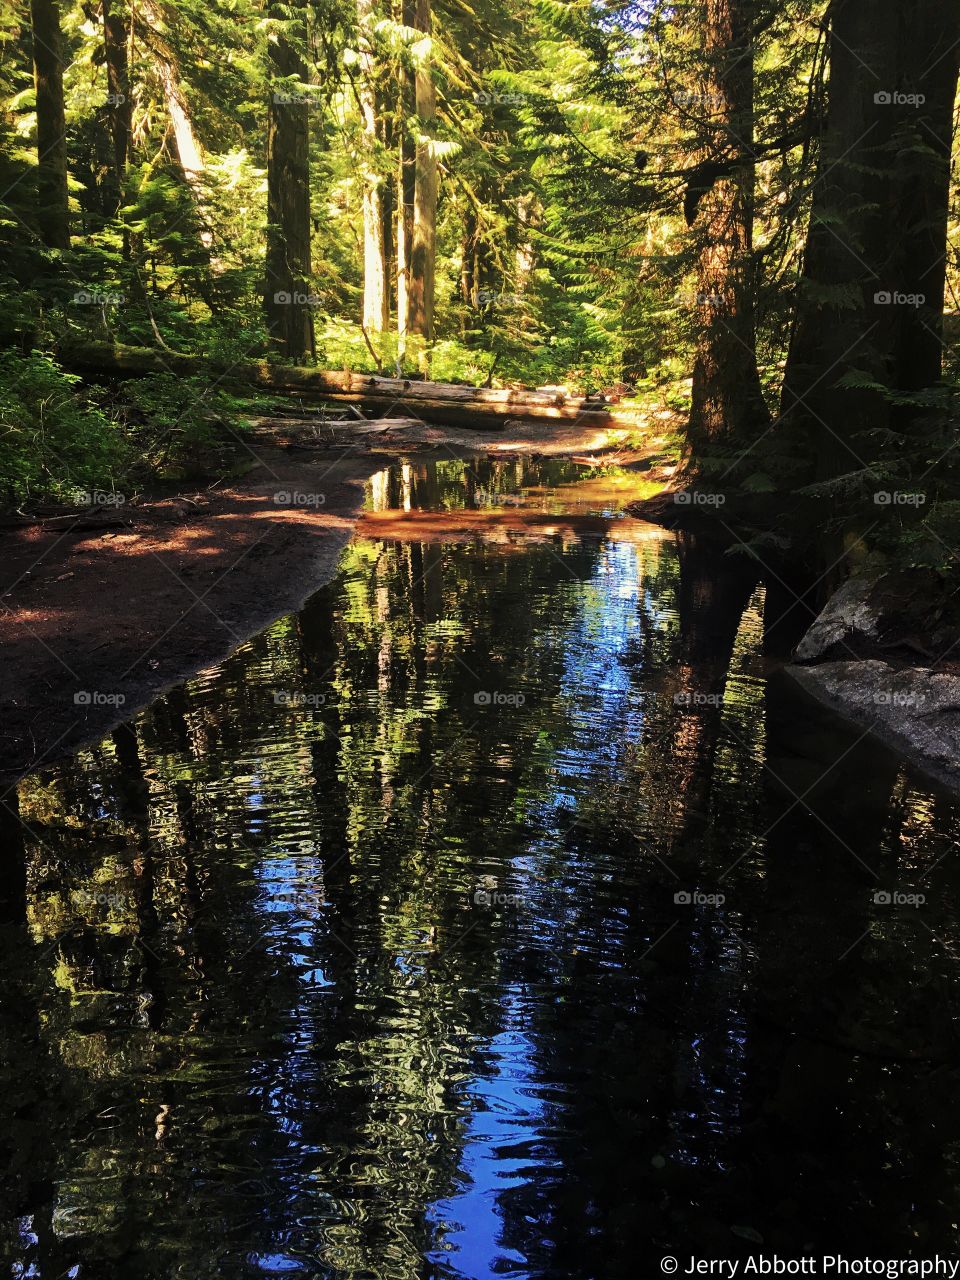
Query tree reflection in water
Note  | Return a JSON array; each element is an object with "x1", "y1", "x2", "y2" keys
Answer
[{"x1": 3, "y1": 459, "x2": 960, "y2": 1278}]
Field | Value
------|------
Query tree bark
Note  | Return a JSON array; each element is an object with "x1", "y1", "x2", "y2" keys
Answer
[
  {"x1": 140, "y1": 0, "x2": 214, "y2": 249},
  {"x1": 781, "y1": 0, "x2": 960, "y2": 481},
  {"x1": 396, "y1": 0, "x2": 416, "y2": 350},
  {"x1": 101, "y1": 0, "x2": 131, "y2": 214},
  {"x1": 358, "y1": 0, "x2": 389, "y2": 334},
  {"x1": 406, "y1": 0, "x2": 437, "y2": 346},
  {"x1": 890, "y1": 3, "x2": 960, "y2": 397},
  {"x1": 686, "y1": 0, "x2": 768, "y2": 457},
  {"x1": 780, "y1": 0, "x2": 897, "y2": 482},
  {"x1": 30, "y1": 0, "x2": 70, "y2": 248},
  {"x1": 460, "y1": 206, "x2": 477, "y2": 308},
  {"x1": 515, "y1": 193, "x2": 538, "y2": 293},
  {"x1": 264, "y1": 0, "x2": 314, "y2": 361}
]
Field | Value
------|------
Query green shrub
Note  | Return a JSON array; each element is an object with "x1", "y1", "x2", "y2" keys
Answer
[
  {"x1": 118, "y1": 373, "x2": 250, "y2": 476},
  {"x1": 0, "y1": 353, "x2": 129, "y2": 507}
]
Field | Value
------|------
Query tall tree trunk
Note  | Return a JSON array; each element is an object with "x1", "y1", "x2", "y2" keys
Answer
[
  {"x1": 396, "y1": 0, "x2": 416, "y2": 353},
  {"x1": 264, "y1": 0, "x2": 314, "y2": 361},
  {"x1": 890, "y1": 4, "x2": 960, "y2": 397},
  {"x1": 460, "y1": 205, "x2": 477, "y2": 308},
  {"x1": 781, "y1": 0, "x2": 959, "y2": 482},
  {"x1": 780, "y1": 0, "x2": 898, "y2": 484},
  {"x1": 157, "y1": 59, "x2": 201, "y2": 181},
  {"x1": 358, "y1": 0, "x2": 388, "y2": 334},
  {"x1": 30, "y1": 0, "x2": 70, "y2": 248},
  {"x1": 515, "y1": 193, "x2": 538, "y2": 294},
  {"x1": 140, "y1": 0, "x2": 214, "y2": 249},
  {"x1": 406, "y1": 0, "x2": 437, "y2": 347},
  {"x1": 101, "y1": 0, "x2": 131, "y2": 215},
  {"x1": 686, "y1": 0, "x2": 768, "y2": 457}
]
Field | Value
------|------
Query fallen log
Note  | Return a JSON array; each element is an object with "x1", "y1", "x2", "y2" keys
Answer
[{"x1": 59, "y1": 342, "x2": 615, "y2": 430}]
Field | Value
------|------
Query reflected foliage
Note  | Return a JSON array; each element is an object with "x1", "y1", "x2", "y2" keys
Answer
[{"x1": 3, "y1": 462, "x2": 960, "y2": 1276}]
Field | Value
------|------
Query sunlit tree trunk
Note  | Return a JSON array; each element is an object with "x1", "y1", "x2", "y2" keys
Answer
[
  {"x1": 406, "y1": 0, "x2": 437, "y2": 346},
  {"x1": 358, "y1": 0, "x2": 388, "y2": 334},
  {"x1": 396, "y1": 0, "x2": 416, "y2": 354},
  {"x1": 140, "y1": 0, "x2": 214, "y2": 251},
  {"x1": 686, "y1": 0, "x2": 768, "y2": 457},
  {"x1": 264, "y1": 0, "x2": 314, "y2": 361},
  {"x1": 30, "y1": 0, "x2": 70, "y2": 248},
  {"x1": 515, "y1": 193, "x2": 538, "y2": 293},
  {"x1": 157, "y1": 58, "x2": 201, "y2": 181}
]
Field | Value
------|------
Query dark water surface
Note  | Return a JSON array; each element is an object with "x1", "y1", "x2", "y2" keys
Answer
[{"x1": 3, "y1": 458, "x2": 960, "y2": 1278}]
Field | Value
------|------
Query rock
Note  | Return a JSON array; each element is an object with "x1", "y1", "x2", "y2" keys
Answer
[
  {"x1": 788, "y1": 660, "x2": 960, "y2": 790},
  {"x1": 794, "y1": 577, "x2": 880, "y2": 662}
]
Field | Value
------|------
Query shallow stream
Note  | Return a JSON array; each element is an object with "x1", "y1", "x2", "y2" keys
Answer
[{"x1": 3, "y1": 458, "x2": 960, "y2": 1277}]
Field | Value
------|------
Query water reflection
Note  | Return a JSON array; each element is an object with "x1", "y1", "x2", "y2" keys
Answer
[{"x1": 3, "y1": 459, "x2": 960, "y2": 1278}]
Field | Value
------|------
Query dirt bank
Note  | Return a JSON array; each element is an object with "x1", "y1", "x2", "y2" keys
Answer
[{"x1": 0, "y1": 415, "x2": 649, "y2": 787}]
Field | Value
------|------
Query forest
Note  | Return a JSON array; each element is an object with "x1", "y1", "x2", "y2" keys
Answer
[
  {"x1": 0, "y1": 0, "x2": 957, "y2": 568},
  {"x1": 4, "y1": 0, "x2": 960, "y2": 1275}
]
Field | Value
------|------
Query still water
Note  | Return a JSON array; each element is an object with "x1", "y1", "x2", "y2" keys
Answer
[{"x1": 3, "y1": 458, "x2": 960, "y2": 1278}]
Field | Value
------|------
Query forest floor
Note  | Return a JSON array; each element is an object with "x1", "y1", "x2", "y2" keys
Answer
[{"x1": 0, "y1": 413, "x2": 673, "y2": 786}]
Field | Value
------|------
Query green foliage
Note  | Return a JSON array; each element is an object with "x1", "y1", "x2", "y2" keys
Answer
[
  {"x1": 0, "y1": 353, "x2": 129, "y2": 506},
  {"x1": 0, "y1": 353, "x2": 258, "y2": 506},
  {"x1": 0, "y1": 0, "x2": 956, "y2": 584},
  {"x1": 316, "y1": 317, "x2": 400, "y2": 373},
  {"x1": 426, "y1": 339, "x2": 497, "y2": 384},
  {"x1": 117, "y1": 373, "x2": 251, "y2": 477}
]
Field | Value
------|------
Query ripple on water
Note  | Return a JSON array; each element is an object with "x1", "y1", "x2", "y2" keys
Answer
[{"x1": 5, "y1": 459, "x2": 960, "y2": 1277}]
